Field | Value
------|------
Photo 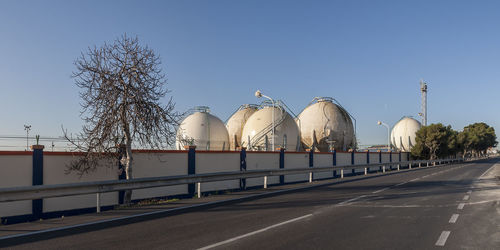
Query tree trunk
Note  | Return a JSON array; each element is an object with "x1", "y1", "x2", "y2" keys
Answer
[{"x1": 123, "y1": 142, "x2": 133, "y2": 204}]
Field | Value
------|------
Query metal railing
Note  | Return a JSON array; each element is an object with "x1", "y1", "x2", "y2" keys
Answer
[{"x1": 0, "y1": 158, "x2": 463, "y2": 205}]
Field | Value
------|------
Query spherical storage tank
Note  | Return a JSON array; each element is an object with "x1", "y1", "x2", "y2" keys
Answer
[
  {"x1": 176, "y1": 107, "x2": 230, "y2": 150},
  {"x1": 241, "y1": 104, "x2": 300, "y2": 151},
  {"x1": 226, "y1": 104, "x2": 258, "y2": 150},
  {"x1": 297, "y1": 97, "x2": 355, "y2": 152},
  {"x1": 391, "y1": 117, "x2": 421, "y2": 152}
]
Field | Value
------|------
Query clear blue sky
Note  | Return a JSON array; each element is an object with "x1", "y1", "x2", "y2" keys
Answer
[{"x1": 1, "y1": 0, "x2": 499, "y2": 148}]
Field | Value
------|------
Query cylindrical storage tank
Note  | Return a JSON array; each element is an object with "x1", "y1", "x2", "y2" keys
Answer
[
  {"x1": 390, "y1": 117, "x2": 421, "y2": 152},
  {"x1": 176, "y1": 107, "x2": 230, "y2": 150},
  {"x1": 226, "y1": 104, "x2": 258, "y2": 150},
  {"x1": 297, "y1": 97, "x2": 355, "y2": 152},
  {"x1": 241, "y1": 106, "x2": 300, "y2": 151}
]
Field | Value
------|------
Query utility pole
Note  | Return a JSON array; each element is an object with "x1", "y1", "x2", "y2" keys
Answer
[
  {"x1": 419, "y1": 80, "x2": 428, "y2": 126},
  {"x1": 24, "y1": 124, "x2": 31, "y2": 151}
]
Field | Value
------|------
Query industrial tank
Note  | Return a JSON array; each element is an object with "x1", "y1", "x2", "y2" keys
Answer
[
  {"x1": 240, "y1": 104, "x2": 300, "y2": 151},
  {"x1": 297, "y1": 97, "x2": 355, "y2": 152},
  {"x1": 176, "y1": 107, "x2": 230, "y2": 150},
  {"x1": 391, "y1": 117, "x2": 421, "y2": 152},
  {"x1": 226, "y1": 104, "x2": 258, "y2": 150}
]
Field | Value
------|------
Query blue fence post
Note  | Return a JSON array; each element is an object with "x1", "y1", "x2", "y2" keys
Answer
[
  {"x1": 333, "y1": 149, "x2": 337, "y2": 177},
  {"x1": 31, "y1": 145, "x2": 44, "y2": 220},
  {"x1": 279, "y1": 148, "x2": 285, "y2": 184},
  {"x1": 366, "y1": 150, "x2": 370, "y2": 173},
  {"x1": 351, "y1": 150, "x2": 355, "y2": 175},
  {"x1": 389, "y1": 151, "x2": 393, "y2": 170},
  {"x1": 240, "y1": 147, "x2": 247, "y2": 190},
  {"x1": 186, "y1": 145, "x2": 196, "y2": 196},
  {"x1": 308, "y1": 149, "x2": 314, "y2": 181},
  {"x1": 379, "y1": 150, "x2": 382, "y2": 172}
]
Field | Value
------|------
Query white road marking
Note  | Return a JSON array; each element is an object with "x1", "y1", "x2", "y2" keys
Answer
[
  {"x1": 197, "y1": 214, "x2": 313, "y2": 250},
  {"x1": 372, "y1": 187, "x2": 390, "y2": 194},
  {"x1": 449, "y1": 214, "x2": 459, "y2": 223},
  {"x1": 338, "y1": 195, "x2": 367, "y2": 205},
  {"x1": 435, "y1": 231, "x2": 451, "y2": 246},
  {"x1": 410, "y1": 177, "x2": 420, "y2": 181},
  {"x1": 395, "y1": 182, "x2": 408, "y2": 186},
  {"x1": 463, "y1": 195, "x2": 470, "y2": 201},
  {"x1": 457, "y1": 203, "x2": 465, "y2": 210},
  {"x1": 466, "y1": 190, "x2": 472, "y2": 194}
]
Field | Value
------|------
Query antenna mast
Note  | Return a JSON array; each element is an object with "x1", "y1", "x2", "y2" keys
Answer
[{"x1": 419, "y1": 80, "x2": 427, "y2": 126}]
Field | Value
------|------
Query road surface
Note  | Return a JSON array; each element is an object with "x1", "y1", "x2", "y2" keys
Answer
[{"x1": 4, "y1": 159, "x2": 499, "y2": 249}]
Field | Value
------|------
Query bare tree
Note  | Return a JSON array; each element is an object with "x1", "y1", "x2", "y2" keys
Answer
[{"x1": 65, "y1": 34, "x2": 180, "y2": 204}]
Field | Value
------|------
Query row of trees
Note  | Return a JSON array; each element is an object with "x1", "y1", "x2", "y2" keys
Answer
[{"x1": 411, "y1": 122, "x2": 497, "y2": 160}]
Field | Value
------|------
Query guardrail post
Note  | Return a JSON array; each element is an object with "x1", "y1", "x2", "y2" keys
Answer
[
  {"x1": 264, "y1": 176, "x2": 268, "y2": 189},
  {"x1": 197, "y1": 182, "x2": 201, "y2": 198},
  {"x1": 341, "y1": 169, "x2": 344, "y2": 178},
  {"x1": 383, "y1": 165, "x2": 386, "y2": 173},
  {"x1": 96, "y1": 193, "x2": 101, "y2": 213},
  {"x1": 31, "y1": 144, "x2": 44, "y2": 220},
  {"x1": 279, "y1": 148, "x2": 285, "y2": 185},
  {"x1": 332, "y1": 149, "x2": 337, "y2": 177},
  {"x1": 186, "y1": 145, "x2": 196, "y2": 196},
  {"x1": 240, "y1": 147, "x2": 247, "y2": 190},
  {"x1": 418, "y1": 162, "x2": 421, "y2": 168},
  {"x1": 308, "y1": 149, "x2": 313, "y2": 182}
]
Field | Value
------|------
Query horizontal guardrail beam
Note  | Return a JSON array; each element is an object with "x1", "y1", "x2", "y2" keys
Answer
[{"x1": 0, "y1": 158, "x2": 462, "y2": 203}]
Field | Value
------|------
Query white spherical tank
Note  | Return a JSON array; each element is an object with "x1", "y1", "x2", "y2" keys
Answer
[
  {"x1": 226, "y1": 104, "x2": 258, "y2": 150},
  {"x1": 176, "y1": 108, "x2": 230, "y2": 150},
  {"x1": 390, "y1": 117, "x2": 421, "y2": 152},
  {"x1": 241, "y1": 106, "x2": 300, "y2": 151},
  {"x1": 297, "y1": 97, "x2": 355, "y2": 152}
]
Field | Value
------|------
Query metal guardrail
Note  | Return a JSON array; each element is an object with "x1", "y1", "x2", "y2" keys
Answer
[{"x1": 0, "y1": 158, "x2": 463, "y2": 203}]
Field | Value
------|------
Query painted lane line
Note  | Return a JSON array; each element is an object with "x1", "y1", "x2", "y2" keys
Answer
[
  {"x1": 372, "y1": 187, "x2": 390, "y2": 194},
  {"x1": 449, "y1": 214, "x2": 459, "y2": 223},
  {"x1": 457, "y1": 203, "x2": 465, "y2": 210},
  {"x1": 395, "y1": 182, "x2": 408, "y2": 187},
  {"x1": 435, "y1": 231, "x2": 451, "y2": 246},
  {"x1": 410, "y1": 178, "x2": 420, "y2": 182},
  {"x1": 463, "y1": 195, "x2": 470, "y2": 201},
  {"x1": 338, "y1": 195, "x2": 367, "y2": 205},
  {"x1": 197, "y1": 214, "x2": 313, "y2": 250}
]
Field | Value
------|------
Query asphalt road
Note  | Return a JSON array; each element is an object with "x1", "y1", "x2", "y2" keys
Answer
[{"x1": 5, "y1": 159, "x2": 499, "y2": 250}]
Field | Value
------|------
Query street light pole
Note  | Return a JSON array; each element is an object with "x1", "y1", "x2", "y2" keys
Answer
[
  {"x1": 255, "y1": 90, "x2": 275, "y2": 151},
  {"x1": 377, "y1": 121, "x2": 390, "y2": 151},
  {"x1": 24, "y1": 124, "x2": 31, "y2": 151}
]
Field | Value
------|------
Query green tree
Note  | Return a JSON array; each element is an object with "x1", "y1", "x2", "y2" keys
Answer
[
  {"x1": 458, "y1": 123, "x2": 497, "y2": 157},
  {"x1": 411, "y1": 123, "x2": 457, "y2": 160}
]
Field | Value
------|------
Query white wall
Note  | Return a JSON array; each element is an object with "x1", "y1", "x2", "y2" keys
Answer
[
  {"x1": 369, "y1": 153, "x2": 380, "y2": 164},
  {"x1": 0, "y1": 153, "x2": 32, "y2": 218},
  {"x1": 284, "y1": 152, "x2": 309, "y2": 183},
  {"x1": 132, "y1": 151, "x2": 188, "y2": 200},
  {"x1": 314, "y1": 153, "x2": 334, "y2": 179},
  {"x1": 246, "y1": 152, "x2": 280, "y2": 187},
  {"x1": 43, "y1": 154, "x2": 118, "y2": 213},
  {"x1": 336, "y1": 152, "x2": 351, "y2": 166},
  {"x1": 196, "y1": 152, "x2": 240, "y2": 192}
]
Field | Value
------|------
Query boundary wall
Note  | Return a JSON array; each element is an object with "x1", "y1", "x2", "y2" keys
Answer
[{"x1": 0, "y1": 147, "x2": 412, "y2": 224}]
